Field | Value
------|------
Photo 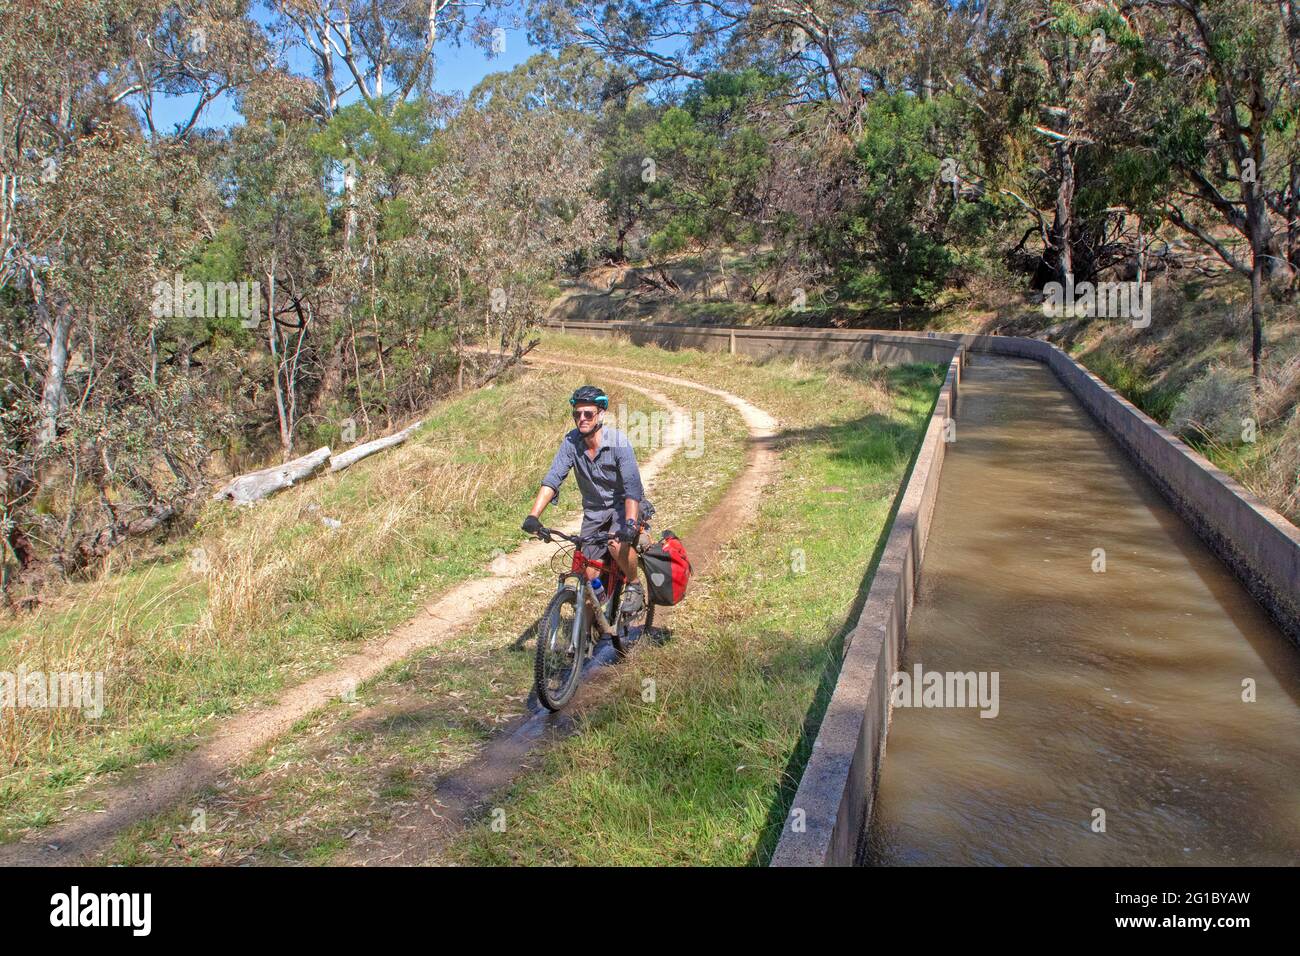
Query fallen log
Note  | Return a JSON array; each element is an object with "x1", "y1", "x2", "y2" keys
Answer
[
  {"x1": 212, "y1": 446, "x2": 332, "y2": 505},
  {"x1": 54, "y1": 503, "x2": 180, "y2": 577},
  {"x1": 328, "y1": 420, "x2": 424, "y2": 473}
]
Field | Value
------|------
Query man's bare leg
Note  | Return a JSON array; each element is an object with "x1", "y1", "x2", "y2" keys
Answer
[{"x1": 609, "y1": 540, "x2": 641, "y2": 591}]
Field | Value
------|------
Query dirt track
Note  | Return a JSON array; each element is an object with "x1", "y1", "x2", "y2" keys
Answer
[
  {"x1": 0, "y1": 368, "x2": 697, "y2": 867},
  {"x1": 342, "y1": 353, "x2": 780, "y2": 865}
]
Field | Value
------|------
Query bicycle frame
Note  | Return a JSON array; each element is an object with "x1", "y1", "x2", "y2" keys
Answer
[
  {"x1": 531, "y1": 519, "x2": 654, "y2": 710},
  {"x1": 559, "y1": 541, "x2": 626, "y2": 638},
  {"x1": 539, "y1": 524, "x2": 646, "y2": 639}
]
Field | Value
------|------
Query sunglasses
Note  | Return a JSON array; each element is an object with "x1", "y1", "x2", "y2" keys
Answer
[{"x1": 572, "y1": 408, "x2": 600, "y2": 420}]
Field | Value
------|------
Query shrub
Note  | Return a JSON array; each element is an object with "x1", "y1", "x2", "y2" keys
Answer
[{"x1": 1169, "y1": 365, "x2": 1254, "y2": 445}]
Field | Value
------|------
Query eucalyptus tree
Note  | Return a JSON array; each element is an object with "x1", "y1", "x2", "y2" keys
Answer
[
  {"x1": 1131, "y1": 0, "x2": 1298, "y2": 379},
  {"x1": 226, "y1": 95, "x2": 331, "y2": 458},
  {"x1": 268, "y1": 0, "x2": 508, "y2": 118},
  {"x1": 267, "y1": 0, "x2": 511, "y2": 250},
  {"x1": 946, "y1": 1, "x2": 1158, "y2": 287},
  {"x1": 0, "y1": 0, "x2": 257, "y2": 590},
  {"x1": 399, "y1": 99, "x2": 603, "y2": 382},
  {"x1": 524, "y1": 0, "x2": 945, "y2": 133}
]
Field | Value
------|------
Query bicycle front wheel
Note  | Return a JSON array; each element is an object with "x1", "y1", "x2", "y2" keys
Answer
[{"x1": 535, "y1": 586, "x2": 587, "y2": 711}]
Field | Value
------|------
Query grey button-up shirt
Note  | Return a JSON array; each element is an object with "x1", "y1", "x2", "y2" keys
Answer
[{"x1": 542, "y1": 426, "x2": 645, "y2": 517}]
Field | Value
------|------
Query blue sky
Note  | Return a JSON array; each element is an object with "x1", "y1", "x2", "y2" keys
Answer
[{"x1": 148, "y1": 14, "x2": 540, "y2": 133}]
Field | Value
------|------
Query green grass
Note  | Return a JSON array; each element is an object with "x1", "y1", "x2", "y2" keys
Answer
[
  {"x1": 448, "y1": 360, "x2": 943, "y2": 866},
  {"x1": 1072, "y1": 344, "x2": 1183, "y2": 423},
  {"x1": 0, "y1": 368, "x2": 666, "y2": 843},
  {"x1": 94, "y1": 359, "x2": 755, "y2": 865}
]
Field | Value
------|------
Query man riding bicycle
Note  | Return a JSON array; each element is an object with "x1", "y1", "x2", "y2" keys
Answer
[{"x1": 522, "y1": 385, "x2": 647, "y2": 619}]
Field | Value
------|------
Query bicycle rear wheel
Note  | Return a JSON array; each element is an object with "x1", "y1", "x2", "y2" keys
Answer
[{"x1": 535, "y1": 587, "x2": 587, "y2": 711}]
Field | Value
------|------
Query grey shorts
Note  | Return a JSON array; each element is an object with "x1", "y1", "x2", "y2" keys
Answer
[{"x1": 579, "y1": 508, "x2": 620, "y2": 563}]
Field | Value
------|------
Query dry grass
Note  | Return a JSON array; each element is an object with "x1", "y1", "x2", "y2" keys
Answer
[
  {"x1": 1046, "y1": 277, "x2": 1300, "y2": 524},
  {"x1": 1257, "y1": 353, "x2": 1300, "y2": 426},
  {"x1": 0, "y1": 368, "x2": 616, "y2": 838},
  {"x1": 94, "y1": 368, "x2": 752, "y2": 864}
]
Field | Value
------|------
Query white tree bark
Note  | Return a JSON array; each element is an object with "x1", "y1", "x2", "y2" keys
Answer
[
  {"x1": 328, "y1": 420, "x2": 423, "y2": 472},
  {"x1": 212, "y1": 446, "x2": 332, "y2": 505},
  {"x1": 33, "y1": 292, "x2": 73, "y2": 451}
]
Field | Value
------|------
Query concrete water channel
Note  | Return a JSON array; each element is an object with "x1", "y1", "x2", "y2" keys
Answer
[
  {"x1": 861, "y1": 354, "x2": 1300, "y2": 866},
  {"x1": 546, "y1": 320, "x2": 1300, "y2": 866}
]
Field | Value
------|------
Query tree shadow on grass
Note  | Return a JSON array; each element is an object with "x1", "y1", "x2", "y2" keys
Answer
[{"x1": 745, "y1": 365, "x2": 944, "y2": 866}]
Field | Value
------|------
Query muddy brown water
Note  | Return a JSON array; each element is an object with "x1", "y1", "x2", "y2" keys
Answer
[{"x1": 863, "y1": 355, "x2": 1300, "y2": 866}]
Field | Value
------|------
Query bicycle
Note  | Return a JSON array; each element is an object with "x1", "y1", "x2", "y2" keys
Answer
[{"x1": 528, "y1": 523, "x2": 655, "y2": 711}]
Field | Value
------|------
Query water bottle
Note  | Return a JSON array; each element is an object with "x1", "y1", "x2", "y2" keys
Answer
[{"x1": 589, "y1": 576, "x2": 605, "y2": 605}]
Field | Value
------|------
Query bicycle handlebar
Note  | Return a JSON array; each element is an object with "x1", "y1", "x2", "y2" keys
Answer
[
  {"x1": 533, "y1": 523, "x2": 649, "y2": 549},
  {"x1": 534, "y1": 526, "x2": 582, "y2": 545}
]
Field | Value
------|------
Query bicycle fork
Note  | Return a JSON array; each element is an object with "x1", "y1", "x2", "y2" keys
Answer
[{"x1": 565, "y1": 575, "x2": 617, "y2": 642}]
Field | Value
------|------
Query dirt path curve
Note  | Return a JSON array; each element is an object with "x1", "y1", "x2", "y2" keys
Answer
[
  {"x1": 343, "y1": 351, "x2": 780, "y2": 865},
  {"x1": 0, "y1": 373, "x2": 692, "y2": 867}
]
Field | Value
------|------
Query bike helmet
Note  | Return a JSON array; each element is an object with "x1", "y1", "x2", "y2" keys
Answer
[{"x1": 569, "y1": 385, "x2": 609, "y2": 410}]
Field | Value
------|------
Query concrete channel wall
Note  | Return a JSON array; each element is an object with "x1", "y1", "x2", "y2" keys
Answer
[
  {"x1": 544, "y1": 318, "x2": 1300, "y2": 865},
  {"x1": 547, "y1": 318, "x2": 959, "y2": 365},
  {"x1": 769, "y1": 348, "x2": 964, "y2": 866}
]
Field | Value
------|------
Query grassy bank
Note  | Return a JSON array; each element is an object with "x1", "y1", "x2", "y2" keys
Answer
[
  {"x1": 1064, "y1": 283, "x2": 1300, "y2": 523},
  {"x1": 0, "y1": 368, "x2": 665, "y2": 842},
  {"x1": 94, "y1": 336, "x2": 938, "y2": 865},
  {"x1": 97, "y1": 354, "x2": 754, "y2": 863}
]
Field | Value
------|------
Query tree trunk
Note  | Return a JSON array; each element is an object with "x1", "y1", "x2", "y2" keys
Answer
[
  {"x1": 328, "y1": 419, "x2": 423, "y2": 472},
  {"x1": 1053, "y1": 143, "x2": 1075, "y2": 283},
  {"x1": 1250, "y1": 251, "x2": 1264, "y2": 384},
  {"x1": 1135, "y1": 217, "x2": 1148, "y2": 287},
  {"x1": 456, "y1": 323, "x2": 464, "y2": 391},
  {"x1": 34, "y1": 298, "x2": 73, "y2": 451},
  {"x1": 212, "y1": 446, "x2": 332, "y2": 505},
  {"x1": 1289, "y1": 161, "x2": 1300, "y2": 275},
  {"x1": 1242, "y1": 146, "x2": 1271, "y2": 383},
  {"x1": 265, "y1": 259, "x2": 293, "y2": 460},
  {"x1": 343, "y1": 160, "x2": 357, "y2": 253}
]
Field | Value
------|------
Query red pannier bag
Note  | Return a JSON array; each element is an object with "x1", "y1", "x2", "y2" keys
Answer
[{"x1": 640, "y1": 531, "x2": 691, "y2": 606}]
